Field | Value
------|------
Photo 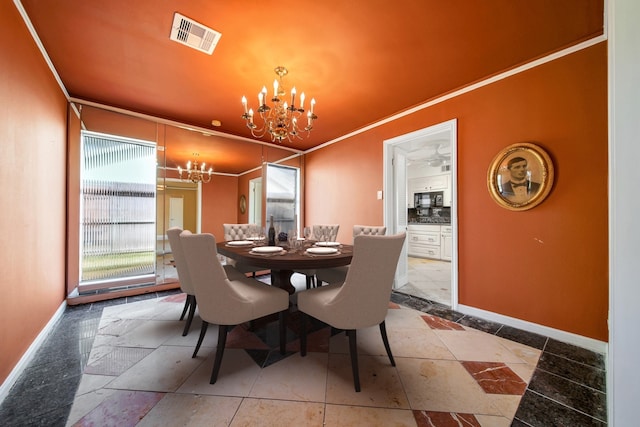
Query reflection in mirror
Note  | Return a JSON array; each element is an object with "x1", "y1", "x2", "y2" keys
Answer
[{"x1": 75, "y1": 102, "x2": 305, "y2": 290}]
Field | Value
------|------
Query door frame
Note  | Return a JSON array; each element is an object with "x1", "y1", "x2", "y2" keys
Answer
[{"x1": 383, "y1": 118, "x2": 459, "y2": 309}]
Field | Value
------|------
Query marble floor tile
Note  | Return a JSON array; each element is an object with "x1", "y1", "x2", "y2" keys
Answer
[
  {"x1": 325, "y1": 405, "x2": 418, "y2": 426},
  {"x1": 106, "y1": 346, "x2": 204, "y2": 392},
  {"x1": 229, "y1": 398, "x2": 325, "y2": 427},
  {"x1": 396, "y1": 358, "x2": 501, "y2": 415},
  {"x1": 0, "y1": 290, "x2": 607, "y2": 426},
  {"x1": 176, "y1": 349, "x2": 261, "y2": 397},
  {"x1": 249, "y1": 352, "x2": 328, "y2": 402},
  {"x1": 461, "y1": 361, "x2": 527, "y2": 395},
  {"x1": 70, "y1": 390, "x2": 164, "y2": 427},
  {"x1": 434, "y1": 328, "x2": 534, "y2": 364},
  {"x1": 325, "y1": 353, "x2": 410, "y2": 409},
  {"x1": 136, "y1": 394, "x2": 243, "y2": 427},
  {"x1": 84, "y1": 346, "x2": 155, "y2": 376}
]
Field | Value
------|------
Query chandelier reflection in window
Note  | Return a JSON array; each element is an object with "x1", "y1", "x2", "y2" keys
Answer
[
  {"x1": 178, "y1": 154, "x2": 213, "y2": 184},
  {"x1": 241, "y1": 66, "x2": 317, "y2": 143}
]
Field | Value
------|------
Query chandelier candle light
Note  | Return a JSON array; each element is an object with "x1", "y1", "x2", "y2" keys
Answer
[
  {"x1": 178, "y1": 155, "x2": 213, "y2": 184},
  {"x1": 241, "y1": 66, "x2": 317, "y2": 143}
]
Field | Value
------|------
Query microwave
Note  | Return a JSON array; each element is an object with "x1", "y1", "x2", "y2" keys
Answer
[{"x1": 414, "y1": 191, "x2": 443, "y2": 208}]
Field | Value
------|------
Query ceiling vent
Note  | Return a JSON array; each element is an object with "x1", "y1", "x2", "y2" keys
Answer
[{"x1": 170, "y1": 13, "x2": 221, "y2": 55}]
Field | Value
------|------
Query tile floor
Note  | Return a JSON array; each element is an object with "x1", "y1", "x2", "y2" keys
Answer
[
  {"x1": 397, "y1": 257, "x2": 451, "y2": 305},
  {"x1": 0, "y1": 275, "x2": 607, "y2": 426}
]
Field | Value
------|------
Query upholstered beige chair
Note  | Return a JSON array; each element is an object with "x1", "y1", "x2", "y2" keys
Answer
[
  {"x1": 167, "y1": 227, "x2": 246, "y2": 336},
  {"x1": 297, "y1": 224, "x2": 340, "y2": 289},
  {"x1": 223, "y1": 223, "x2": 264, "y2": 277},
  {"x1": 315, "y1": 225, "x2": 386, "y2": 286},
  {"x1": 180, "y1": 231, "x2": 290, "y2": 384},
  {"x1": 298, "y1": 232, "x2": 406, "y2": 392}
]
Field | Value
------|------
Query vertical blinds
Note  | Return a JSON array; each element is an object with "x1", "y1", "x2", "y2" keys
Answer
[{"x1": 80, "y1": 133, "x2": 156, "y2": 288}]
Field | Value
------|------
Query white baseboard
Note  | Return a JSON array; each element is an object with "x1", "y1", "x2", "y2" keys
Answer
[
  {"x1": 457, "y1": 304, "x2": 608, "y2": 355},
  {"x1": 0, "y1": 300, "x2": 67, "y2": 405}
]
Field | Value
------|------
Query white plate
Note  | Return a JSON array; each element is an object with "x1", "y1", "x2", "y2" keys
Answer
[
  {"x1": 251, "y1": 246, "x2": 283, "y2": 254},
  {"x1": 315, "y1": 241, "x2": 340, "y2": 247},
  {"x1": 307, "y1": 247, "x2": 339, "y2": 255},
  {"x1": 227, "y1": 240, "x2": 253, "y2": 246}
]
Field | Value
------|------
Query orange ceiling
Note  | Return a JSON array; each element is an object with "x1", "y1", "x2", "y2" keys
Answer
[{"x1": 19, "y1": 0, "x2": 603, "y2": 173}]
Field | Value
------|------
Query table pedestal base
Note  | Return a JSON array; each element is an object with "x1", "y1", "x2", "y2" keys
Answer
[{"x1": 270, "y1": 269, "x2": 296, "y2": 294}]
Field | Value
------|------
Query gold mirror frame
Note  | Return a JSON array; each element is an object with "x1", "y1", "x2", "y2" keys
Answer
[
  {"x1": 239, "y1": 194, "x2": 247, "y2": 214},
  {"x1": 487, "y1": 142, "x2": 554, "y2": 211}
]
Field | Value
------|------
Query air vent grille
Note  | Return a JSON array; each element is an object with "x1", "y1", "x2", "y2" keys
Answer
[{"x1": 170, "y1": 13, "x2": 221, "y2": 55}]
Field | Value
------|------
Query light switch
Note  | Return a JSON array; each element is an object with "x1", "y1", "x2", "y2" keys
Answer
[{"x1": 377, "y1": 190, "x2": 383, "y2": 200}]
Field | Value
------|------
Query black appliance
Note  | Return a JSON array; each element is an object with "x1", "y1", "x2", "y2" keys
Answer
[{"x1": 414, "y1": 191, "x2": 444, "y2": 208}]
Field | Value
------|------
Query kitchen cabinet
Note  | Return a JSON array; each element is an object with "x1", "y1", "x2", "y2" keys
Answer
[
  {"x1": 412, "y1": 175, "x2": 448, "y2": 192},
  {"x1": 407, "y1": 224, "x2": 441, "y2": 259},
  {"x1": 408, "y1": 224, "x2": 452, "y2": 261},
  {"x1": 441, "y1": 226, "x2": 452, "y2": 261}
]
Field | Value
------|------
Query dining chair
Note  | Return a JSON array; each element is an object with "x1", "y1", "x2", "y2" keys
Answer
[
  {"x1": 315, "y1": 225, "x2": 387, "y2": 286},
  {"x1": 180, "y1": 231, "x2": 290, "y2": 384},
  {"x1": 167, "y1": 227, "x2": 247, "y2": 336},
  {"x1": 296, "y1": 224, "x2": 340, "y2": 289},
  {"x1": 223, "y1": 223, "x2": 264, "y2": 277},
  {"x1": 298, "y1": 232, "x2": 406, "y2": 392}
]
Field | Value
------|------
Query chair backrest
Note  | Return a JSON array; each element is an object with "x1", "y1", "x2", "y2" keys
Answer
[
  {"x1": 328, "y1": 233, "x2": 406, "y2": 329},
  {"x1": 312, "y1": 224, "x2": 340, "y2": 241},
  {"x1": 180, "y1": 232, "x2": 254, "y2": 325},
  {"x1": 166, "y1": 227, "x2": 195, "y2": 295},
  {"x1": 353, "y1": 225, "x2": 386, "y2": 236},
  {"x1": 223, "y1": 223, "x2": 258, "y2": 241}
]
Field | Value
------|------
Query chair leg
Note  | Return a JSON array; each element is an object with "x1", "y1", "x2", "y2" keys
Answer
[
  {"x1": 210, "y1": 325, "x2": 229, "y2": 384},
  {"x1": 300, "y1": 312, "x2": 308, "y2": 356},
  {"x1": 347, "y1": 329, "x2": 361, "y2": 392},
  {"x1": 182, "y1": 295, "x2": 197, "y2": 336},
  {"x1": 179, "y1": 295, "x2": 190, "y2": 320},
  {"x1": 279, "y1": 310, "x2": 287, "y2": 354},
  {"x1": 192, "y1": 320, "x2": 208, "y2": 358},
  {"x1": 379, "y1": 321, "x2": 395, "y2": 366}
]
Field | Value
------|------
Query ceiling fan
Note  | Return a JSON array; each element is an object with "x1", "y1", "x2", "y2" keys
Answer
[{"x1": 424, "y1": 144, "x2": 451, "y2": 167}]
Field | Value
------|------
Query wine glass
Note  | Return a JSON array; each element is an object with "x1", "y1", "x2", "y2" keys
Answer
[{"x1": 303, "y1": 226, "x2": 312, "y2": 240}]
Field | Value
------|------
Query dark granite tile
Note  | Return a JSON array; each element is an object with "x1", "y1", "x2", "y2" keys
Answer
[
  {"x1": 1, "y1": 372, "x2": 81, "y2": 427},
  {"x1": 496, "y1": 325, "x2": 547, "y2": 350},
  {"x1": 510, "y1": 418, "x2": 532, "y2": 427},
  {"x1": 126, "y1": 292, "x2": 160, "y2": 303},
  {"x1": 514, "y1": 390, "x2": 606, "y2": 426},
  {"x1": 544, "y1": 338, "x2": 606, "y2": 370},
  {"x1": 422, "y1": 304, "x2": 465, "y2": 323},
  {"x1": 537, "y1": 352, "x2": 606, "y2": 392},
  {"x1": 390, "y1": 291, "x2": 412, "y2": 306},
  {"x1": 10, "y1": 357, "x2": 83, "y2": 391},
  {"x1": 528, "y1": 370, "x2": 607, "y2": 422},
  {"x1": 457, "y1": 314, "x2": 502, "y2": 334}
]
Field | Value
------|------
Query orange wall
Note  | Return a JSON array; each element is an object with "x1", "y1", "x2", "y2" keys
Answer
[
  {"x1": 0, "y1": 3, "x2": 68, "y2": 383},
  {"x1": 200, "y1": 174, "x2": 240, "y2": 241},
  {"x1": 306, "y1": 43, "x2": 608, "y2": 341}
]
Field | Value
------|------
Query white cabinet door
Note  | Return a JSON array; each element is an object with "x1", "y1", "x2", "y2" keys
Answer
[{"x1": 441, "y1": 226, "x2": 452, "y2": 261}]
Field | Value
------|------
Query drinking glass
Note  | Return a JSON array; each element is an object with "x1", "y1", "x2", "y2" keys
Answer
[{"x1": 303, "y1": 226, "x2": 312, "y2": 240}]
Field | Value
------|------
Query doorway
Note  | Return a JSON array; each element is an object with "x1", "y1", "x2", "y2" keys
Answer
[{"x1": 383, "y1": 119, "x2": 458, "y2": 308}]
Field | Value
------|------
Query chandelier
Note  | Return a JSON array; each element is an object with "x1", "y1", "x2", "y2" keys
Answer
[
  {"x1": 241, "y1": 66, "x2": 317, "y2": 143},
  {"x1": 177, "y1": 154, "x2": 213, "y2": 184}
]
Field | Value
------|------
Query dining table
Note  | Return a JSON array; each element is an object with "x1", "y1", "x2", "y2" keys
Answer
[{"x1": 217, "y1": 240, "x2": 353, "y2": 294}]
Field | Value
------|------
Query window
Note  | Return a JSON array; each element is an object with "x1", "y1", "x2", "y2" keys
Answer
[
  {"x1": 264, "y1": 163, "x2": 300, "y2": 236},
  {"x1": 79, "y1": 131, "x2": 156, "y2": 293}
]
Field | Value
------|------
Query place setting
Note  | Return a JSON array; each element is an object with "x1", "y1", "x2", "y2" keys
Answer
[{"x1": 248, "y1": 245, "x2": 287, "y2": 257}]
